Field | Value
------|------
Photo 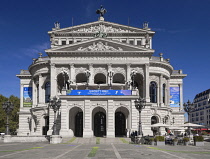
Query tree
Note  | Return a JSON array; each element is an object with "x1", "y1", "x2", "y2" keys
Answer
[{"x1": 0, "y1": 94, "x2": 20, "y2": 134}]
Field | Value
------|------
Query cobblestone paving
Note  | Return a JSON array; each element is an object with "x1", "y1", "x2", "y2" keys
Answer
[{"x1": 0, "y1": 138, "x2": 210, "y2": 159}]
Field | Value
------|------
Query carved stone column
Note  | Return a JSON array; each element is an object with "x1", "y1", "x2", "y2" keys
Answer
[
  {"x1": 88, "y1": 64, "x2": 93, "y2": 84},
  {"x1": 166, "y1": 79, "x2": 170, "y2": 107},
  {"x1": 126, "y1": 63, "x2": 131, "y2": 82},
  {"x1": 20, "y1": 84, "x2": 24, "y2": 108},
  {"x1": 50, "y1": 63, "x2": 57, "y2": 97},
  {"x1": 179, "y1": 84, "x2": 183, "y2": 111},
  {"x1": 70, "y1": 64, "x2": 75, "y2": 83},
  {"x1": 83, "y1": 100, "x2": 93, "y2": 138},
  {"x1": 38, "y1": 74, "x2": 44, "y2": 104},
  {"x1": 107, "y1": 100, "x2": 115, "y2": 138},
  {"x1": 32, "y1": 80, "x2": 36, "y2": 107},
  {"x1": 159, "y1": 74, "x2": 163, "y2": 106},
  {"x1": 144, "y1": 64, "x2": 150, "y2": 102}
]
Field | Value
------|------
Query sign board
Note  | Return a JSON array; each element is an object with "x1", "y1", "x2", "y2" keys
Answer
[
  {"x1": 66, "y1": 90, "x2": 132, "y2": 96},
  {"x1": 170, "y1": 87, "x2": 180, "y2": 107},
  {"x1": 23, "y1": 87, "x2": 32, "y2": 107}
]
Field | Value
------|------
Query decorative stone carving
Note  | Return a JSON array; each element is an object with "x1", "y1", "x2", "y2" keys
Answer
[
  {"x1": 94, "y1": 67, "x2": 107, "y2": 76},
  {"x1": 150, "y1": 75, "x2": 159, "y2": 83},
  {"x1": 135, "y1": 67, "x2": 144, "y2": 78},
  {"x1": 77, "y1": 42, "x2": 123, "y2": 51},
  {"x1": 56, "y1": 67, "x2": 70, "y2": 78},
  {"x1": 112, "y1": 67, "x2": 126, "y2": 77},
  {"x1": 72, "y1": 24, "x2": 135, "y2": 33},
  {"x1": 75, "y1": 67, "x2": 87, "y2": 75}
]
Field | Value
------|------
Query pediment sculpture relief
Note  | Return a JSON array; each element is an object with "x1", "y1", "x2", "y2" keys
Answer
[
  {"x1": 72, "y1": 24, "x2": 135, "y2": 33},
  {"x1": 77, "y1": 42, "x2": 123, "y2": 51}
]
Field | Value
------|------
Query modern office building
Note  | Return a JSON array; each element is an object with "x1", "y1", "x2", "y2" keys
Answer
[
  {"x1": 190, "y1": 89, "x2": 210, "y2": 126},
  {"x1": 16, "y1": 7, "x2": 187, "y2": 138}
]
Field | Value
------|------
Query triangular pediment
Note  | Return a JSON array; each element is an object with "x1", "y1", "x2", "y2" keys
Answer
[
  {"x1": 46, "y1": 38, "x2": 154, "y2": 55},
  {"x1": 48, "y1": 20, "x2": 155, "y2": 34}
]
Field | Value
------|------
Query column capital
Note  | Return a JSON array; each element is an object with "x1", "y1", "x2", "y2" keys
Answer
[
  {"x1": 107, "y1": 63, "x2": 112, "y2": 69},
  {"x1": 126, "y1": 63, "x2": 131, "y2": 67},
  {"x1": 145, "y1": 63, "x2": 149, "y2": 67},
  {"x1": 88, "y1": 63, "x2": 93, "y2": 67},
  {"x1": 69, "y1": 63, "x2": 74, "y2": 68},
  {"x1": 50, "y1": 63, "x2": 55, "y2": 67}
]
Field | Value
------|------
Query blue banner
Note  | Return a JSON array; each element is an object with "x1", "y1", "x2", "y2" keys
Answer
[
  {"x1": 170, "y1": 87, "x2": 180, "y2": 107},
  {"x1": 66, "y1": 90, "x2": 132, "y2": 96},
  {"x1": 23, "y1": 87, "x2": 32, "y2": 107}
]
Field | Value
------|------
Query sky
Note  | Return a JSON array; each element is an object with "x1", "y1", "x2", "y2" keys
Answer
[{"x1": 0, "y1": 0, "x2": 210, "y2": 104}]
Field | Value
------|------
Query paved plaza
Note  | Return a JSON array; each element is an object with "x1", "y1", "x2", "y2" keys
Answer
[{"x1": 0, "y1": 138, "x2": 210, "y2": 159}]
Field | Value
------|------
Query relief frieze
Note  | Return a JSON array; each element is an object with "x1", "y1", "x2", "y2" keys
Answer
[{"x1": 72, "y1": 24, "x2": 135, "y2": 33}]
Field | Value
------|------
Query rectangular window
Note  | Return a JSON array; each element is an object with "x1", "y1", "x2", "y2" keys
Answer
[
  {"x1": 137, "y1": 40, "x2": 141, "y2": 45},
  {"x1": 122, "y1": 40, "x2": 126, "y2": 43},
  {"x1": 69, "y1": 41, "x2": 73, "y2": 44},
  {"x1": 129, "y1": 40, "x2": 134, "y2": 45},
  {"x1": 62, "y1": 41, "x2": 66, "y2": 45}
]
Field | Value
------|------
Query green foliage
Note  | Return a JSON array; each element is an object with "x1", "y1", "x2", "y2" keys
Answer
[
  {"x1": 149, "y1": 138, "x2": 154, "y2": 141},
  {"x1": 0, "y1": 94, "x2": 20, "y2": 134},
  {"x1": 183, "y1": 137, "x2": 190, "y2": 142},
  {"x1": 154, "y1": 136, "x2": 165, "y2": 142},
  {"x1": 193, "y1": 136, "x2": 204, "y2": 142}
]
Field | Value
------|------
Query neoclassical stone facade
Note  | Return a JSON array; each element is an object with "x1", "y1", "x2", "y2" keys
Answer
[{"x1": 17, "y1": 14, "x2": 187, "y2": 138}]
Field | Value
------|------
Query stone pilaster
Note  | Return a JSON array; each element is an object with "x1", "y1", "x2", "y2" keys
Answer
[
  {"x1": 50, "y1": 63, "x2": 56, "y2": 97},
  {"x1": 131, "y1": 99, "x2": 138, "y2": 131},
  {"x1": 144, "y1": 64, "x2": 150, "y2": 102},
  {"x1": 107, "y1": 100, "x2": 115, "y2": 138},
  {"x1": 83, "y1": 100, "x2": 93, "y2": 138},
  {"x1": 126, "y1": 63, "x2": 131, "y2": 82},
  {"x1": 179, "y1": 84, "x2": 183, "y2": 111},
  {"x1": 88, "y1": 64, "x2": 93, "y2": 84},
  {"x1": 59, "y1": 100, "x2": 70, "y2": 136},
  {"x1": 70, "y1": 64, "x2": 75, "y2": 83},
  {"x1": 166, "y1": 79, "x2": 170, "y2": 107},
  {"x1": 20, "y1": 84, "x2": 24, "y2": 108},
  {"x1": 159, "y1": 74, "x2": 163, "y2": 106},
  {"x1": 38, "y1": 74, "x2": 44, "y2": 104},
  {"x1": 32, "y1": 80, "x2": 36, "y2": 107}
]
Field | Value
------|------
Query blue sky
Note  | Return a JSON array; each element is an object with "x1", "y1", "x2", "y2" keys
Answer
[{"x1": 0, "y1": 0, "x2": 210, "y2": 104}]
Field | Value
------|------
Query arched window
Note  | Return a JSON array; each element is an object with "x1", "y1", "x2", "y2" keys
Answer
[
  {"x1": 76, "y1": 73, "x2": 87, "y2": 83},
  {"x1": 113, "y1": 73, "x2": 125, "y2": 84},
  {"x1": 150, "y1": 81, "x2": 157, "y2": 103},
  {"x1": 94, "y1": 73, "x2": 106, "y2": 84},
  {"x1": 162, "y1": 84, "x2": 166, "y2": 104},
  {"x1": 45, "y1": 82, "x2": 50, "y2": 103}
]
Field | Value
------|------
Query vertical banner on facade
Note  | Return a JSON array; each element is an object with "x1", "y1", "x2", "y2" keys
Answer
[
  {"x1": 23, "y1": 87, "x2": 32, "y2": 107},
  {"x1": 170, "y1": 87, "x2": 180, "y2": 107}
]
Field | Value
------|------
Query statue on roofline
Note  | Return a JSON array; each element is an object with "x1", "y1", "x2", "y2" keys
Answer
[{"x1": 96, "y1": 5, "x2": 107, "y2": 17}]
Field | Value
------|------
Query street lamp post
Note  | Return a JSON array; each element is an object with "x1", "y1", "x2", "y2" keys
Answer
[
  {"x1": 183, "y1": 100, "x2": 194, "y2": 137},
  {"x1": 85, "y1": 70, "x2": 91, "y2": 90},
  {"x1": 134, "y1": 96, "x2": 146, "y2": 136},
  {"x1": 49, "y1": 97, "x2": 61, "y2": 135},
  {"x1": 108, "y1": 70, "x2": 114, "y2": 90},
  {"x1": 2, "y1": 101, "x2": 14, "y2": 135},
  {"x1": 130, "y1": 70, "x2": 137, "y2": 90}
]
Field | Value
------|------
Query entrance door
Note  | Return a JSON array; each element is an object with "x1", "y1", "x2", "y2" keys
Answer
[
  {"x1": 115, "y1": 112, "x2": 126, "y2": 137},
  {"x1": 75, "y1": 112, "x2": 83, "y2": 137},
  {"x1": 94, "y1": 112, "x2": 106, "y2": 137}
]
